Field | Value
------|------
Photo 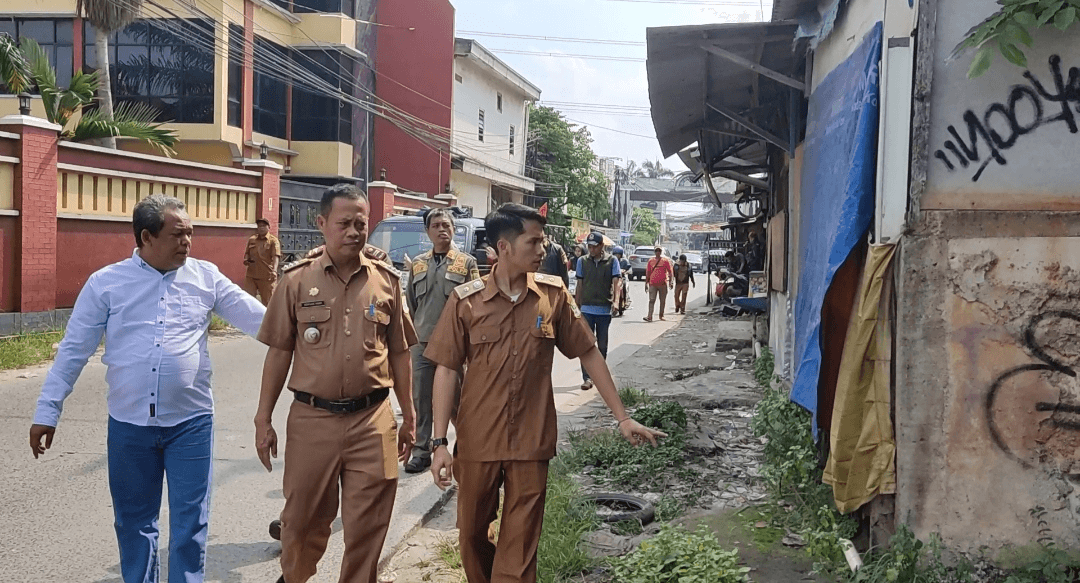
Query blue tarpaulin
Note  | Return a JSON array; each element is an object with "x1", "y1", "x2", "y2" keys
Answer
[{"x1": 791, "y1": 22, "x2": 882, "y2": 423}]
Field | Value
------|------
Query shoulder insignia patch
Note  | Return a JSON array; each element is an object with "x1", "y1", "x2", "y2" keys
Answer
[
  {"x1": 455, "y1": 279, "x2": 486, "y2": 299},
  {"x1": 533, "y1": 272, "x2": 564, "y2": 288},
  {"x1": 282, "y1": 257, "x2": 314, "y2": 273},
  {"x1": 447, "y1": 250, "x2": 470, "y2": 277},
  {"x1": 570, "y1": 298, "x2": 582, "y2": 319},
  {"x1": 412, "y1": 257, "x2": 429, "y2": 276},
  {"x1": 363, "y1": 244, "x2": 390, "y2": 264}
]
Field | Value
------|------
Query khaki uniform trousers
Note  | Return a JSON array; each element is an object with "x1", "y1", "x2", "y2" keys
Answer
[
  {"x1": 674, "y1": 283, "x2": 690, "y2": 312},
  {"x1": 280, "y1": 398, "x2": 399, "y2": 583},
  {"x1": 454, "y1": 459, "x2": 549, "y2": 583},
  {"x1": 243, "y1": 276, "x2": 276, "y2": 306},
  {"x1": 647, "y1": 284, "x2": 669, "y2": 318}
]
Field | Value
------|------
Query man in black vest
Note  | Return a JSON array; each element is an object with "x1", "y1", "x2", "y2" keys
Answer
[{"x1": 574, "y1": 232, "x2": 622, "y2": 390}]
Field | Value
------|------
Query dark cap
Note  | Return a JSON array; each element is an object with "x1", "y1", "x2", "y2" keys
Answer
[
  {"x1": 586, "y1": 232, "x2": 604, "y2": 246},
  {"x1": 255, "y1": 218, "x2": 271, "y2": 227}
]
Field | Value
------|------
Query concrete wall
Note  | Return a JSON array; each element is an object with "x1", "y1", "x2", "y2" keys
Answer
[
  {"x1": 373, "y1": 0, "x2": 454, "y2": 196},
  {"x1": 897, "y1": 0, "x2": 1080, "y2": 551},
  {"x1": 452, "y1": 56, "x2": 532, "y2": 177},
  {"x1": 451, "y1": 168, "x2": 491, "y2": 217}
]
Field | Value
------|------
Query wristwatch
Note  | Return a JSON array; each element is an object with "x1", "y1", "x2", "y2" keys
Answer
[{"x1": 430, "y1": 437, "x2": 450, "y2": 450}]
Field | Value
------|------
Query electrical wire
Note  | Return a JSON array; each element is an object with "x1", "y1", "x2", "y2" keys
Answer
[
  {"x1": 456, "y1": 30, "x2": 645, "y2": 47},
  {"x1": 489, "y1": 48, "x2": 645, "y2": 62}
]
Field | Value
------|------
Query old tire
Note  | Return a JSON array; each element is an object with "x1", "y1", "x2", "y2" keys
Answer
[
  {"x1": 584, "y1": 493, "x2": 655, "y2": 525},
  {"x1": 269, "y1": 519, "x2": 282, "y2": 541}
]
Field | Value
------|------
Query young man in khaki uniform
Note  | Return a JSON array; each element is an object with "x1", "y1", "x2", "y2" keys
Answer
[
  {"x1": 404, "y1": 208, "x2": 480, "y2": 473},
  {"x1": 424, "y1": 203, "x2": 665, "y2": 583},
  {"x1": 253, "y1": 184, "x2": 417, "y2": 583},
  {"x1": 243, "y1": 217, "x2": 282, "y2": 305}
]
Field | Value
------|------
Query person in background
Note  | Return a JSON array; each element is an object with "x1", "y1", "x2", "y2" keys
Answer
[
  {"x1": 568, "y1": 244, "x2": 585, "y2": 274},
  {"x1": 405, "y1": 208, "x2": 481, "y2": 474},
  {"x1": 574, "y1": 232, "x2": 621, "y2": 390},
  {"x1": 746, "y1": 232, "x2": 766, "y2": 272},
  {"x1": 424, "y1": 203, "x2": 665, "y2": 583},
  {"x1": 29, "y1": 194, "x2": 266, "y2": 583},
  {"x1": 611, "y1": 246, "x2": 631, "y2": 316},
  {"x1": 539, "y1": 234, "x2": 570, "y2": 287},
  {"x1": 243, "y1": 217, "x2": 282, "y2": 306},
  {"x1": 644, "y1": 246, "x2": 674, "y2": 322},
  {"x1": 672, "y1": 254, "x2": 696, "y2": 314}
]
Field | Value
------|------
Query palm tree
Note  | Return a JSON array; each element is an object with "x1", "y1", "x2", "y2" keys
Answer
[
  {"x1": 77, "y1": 0, "x2": 142, "y2": 148},
  {"x1": 0, "y1": 35, "x2": 177, "y2": 154},
  {"x1": 641, "y1": 158, "x2": 674, "y2": 179}
]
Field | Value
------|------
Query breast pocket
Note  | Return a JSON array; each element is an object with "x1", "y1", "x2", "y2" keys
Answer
[
  {"x1": 297, "y1": 306, "x2": 332, "y2": 350},
  {"x1": 180, "y1": 296, "x2": 212, "y2": 333},
  {"x1": 364, "y1": 304, "x2": 392, "y2": 351},
  {"x1": 470, "y1": 325, "x2": 502, "y2": 366}
]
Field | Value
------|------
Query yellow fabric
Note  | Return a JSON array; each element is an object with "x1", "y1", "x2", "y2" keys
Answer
[{"x1": 823, "y1": 244, "x2": 897, "y2": 514}]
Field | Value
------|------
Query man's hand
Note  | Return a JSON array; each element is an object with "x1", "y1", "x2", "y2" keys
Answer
[
  {"x1": 29, "y1": 424, "x2": 55, "y2": 459},
  {"x1": 618, "y1": 419, "x2": 667, "y2": 447},
  {"x1": 430, "y1": 445, "x2": 454, "y2": 490},
  {"x1": 254, "y1": 416, "x2": 278, "y2": 472},
  {"x1": 398, "y1": 415, "x2": 416, "y2": 463}
]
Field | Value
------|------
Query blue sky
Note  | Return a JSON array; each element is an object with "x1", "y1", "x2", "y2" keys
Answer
[{"x1": 449, "y1": 0, "x2": 772, "y2": 173}]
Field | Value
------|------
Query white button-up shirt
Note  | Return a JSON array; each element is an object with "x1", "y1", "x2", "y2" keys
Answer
[{"x1": 34, "y1": 249, "x2": 266, "y2": 427}]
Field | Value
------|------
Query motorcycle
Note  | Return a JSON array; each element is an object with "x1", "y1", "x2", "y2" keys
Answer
[{"x1": 612, "y1": 270, "x2": 632, "y2": 317}]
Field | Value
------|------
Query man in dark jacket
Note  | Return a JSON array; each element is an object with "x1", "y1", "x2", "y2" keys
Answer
[{"x1": 539, "y1": 235, "x2": 569, "y2": 286}]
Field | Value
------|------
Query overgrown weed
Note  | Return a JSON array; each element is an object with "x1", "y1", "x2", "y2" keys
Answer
[{"x1": 609, "y1": 523, "x2": 750, "y2": 583}]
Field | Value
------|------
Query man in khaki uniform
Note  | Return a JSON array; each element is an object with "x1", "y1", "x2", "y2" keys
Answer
[
  {"x1": 243, "y1": 217, "x2": 282, "y2": 305},
  {"x1": 254, "y1": 184, "x2": 417, "y2": 583},
  {"x1": 424, "y1": 203, "x2": 665, "y2": 583},
  {"x1": 405, "y1": 208, "x2": 481, "y2": 473}
]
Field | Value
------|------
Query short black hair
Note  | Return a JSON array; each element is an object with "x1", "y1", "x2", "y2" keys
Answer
[
  {"x1": 320, "y1": 183, "x2": 368, "y2": 217},
  {"x1": 679, "y1": 254, "x2": 687, "y2": 261},
  {"x1": 133, "y1": 194, "x2": 186, "y2": 248},
  {"x1": 424, "y1": 208, "x2": 455, "y2": 228},
  {"x1": 485, "y1": 203, "x2": 547, "y2": 248}
]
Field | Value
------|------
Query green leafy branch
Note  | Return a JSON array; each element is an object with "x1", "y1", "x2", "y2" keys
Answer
[{"x1": 957, "y1": 0, "x2": 1080, "y2": 78}]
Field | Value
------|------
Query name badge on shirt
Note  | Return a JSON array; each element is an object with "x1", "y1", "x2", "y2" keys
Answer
[{"x1": 301, "y1": 300, "x2": 325, "y2": 308}]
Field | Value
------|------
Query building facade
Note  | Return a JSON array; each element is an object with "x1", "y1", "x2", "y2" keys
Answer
[{"x1": 450, "y1": 38, "x2": 540, "y2": 217}]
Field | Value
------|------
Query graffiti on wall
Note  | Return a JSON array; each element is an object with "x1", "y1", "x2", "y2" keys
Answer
[
  {"x1": 986, "y1": 310, "x2": 1080, "y2": 470},
  {"x1": 934, "y1": 55, "x2": 1079, "y2": 182}
]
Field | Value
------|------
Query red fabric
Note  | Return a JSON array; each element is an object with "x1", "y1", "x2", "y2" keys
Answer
[{"x1": 646, "y1": 257, "x2": 673, "y2": 287}]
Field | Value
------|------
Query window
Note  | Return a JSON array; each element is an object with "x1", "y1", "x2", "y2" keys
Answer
[
  {"x1": 455, "y1": 74, "x2": 462, "y2": 83},
  {"x1": 291, "y1": 48, "x2": 353, "y2": 144},
  {"x1": 85, "y1": 19, "x2": 215, "y2": 124},
  {"x1": 227, "y1": 24, "x2": 243, "y2": 128},
  {"x1": 0, "y1": 19, "x2": 74, "y2": 90},
  {"x1": 252, "y1": 36, "x2": 288, "y2": 138},
  {"x1": 268, "y1": 0, "x2": 355, "y2": 18},
  {"x1": 497, "y1": 92, "x2": 502, "y2": 112},
  {"x1": 509, "y1": 125, "x2": 515, "y2": 156},
  {"x1": 478, "y1": 109, "x2": 484, "y2": 142}
]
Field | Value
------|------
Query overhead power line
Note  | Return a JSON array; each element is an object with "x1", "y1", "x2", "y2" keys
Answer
[
  {"x1": 490, "y1": 48, "x2": 645, "y2": 62},
  {"x1": 457, "y1": 30, "x2": 645, "y2": 46}
]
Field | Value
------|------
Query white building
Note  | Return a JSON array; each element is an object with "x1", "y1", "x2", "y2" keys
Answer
[{"x1": 450, "y1": 38, "x2": 541, "y2": 217}]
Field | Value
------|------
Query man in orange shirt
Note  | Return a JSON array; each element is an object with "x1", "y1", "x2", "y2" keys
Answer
[{"x1": 644, "y1": 246, "x2": 674, "y2": 321}]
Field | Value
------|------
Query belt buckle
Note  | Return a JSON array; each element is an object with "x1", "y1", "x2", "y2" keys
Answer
[{"x1": 327, "y1": 399, "x2": 354, "y2": 414}]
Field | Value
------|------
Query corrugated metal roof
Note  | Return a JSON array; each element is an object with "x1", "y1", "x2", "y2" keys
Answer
[
  {"x1": 772, "y1": 0, "x2": 817, "y2": 22},
  {"x1": 646, "y1": 21, "x2": 802, "y2": 171}
]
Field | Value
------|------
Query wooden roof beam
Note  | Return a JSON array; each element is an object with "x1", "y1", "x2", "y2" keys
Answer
[{"x1": 706, "y1": 101, "x2": 789, "y2": 153}]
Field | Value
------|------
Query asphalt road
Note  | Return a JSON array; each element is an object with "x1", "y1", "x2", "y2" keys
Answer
[{"x1": 0, "y1": 279, "x2": 705, "y2": 582}]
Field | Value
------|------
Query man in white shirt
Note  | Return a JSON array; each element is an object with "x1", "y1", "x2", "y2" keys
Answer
[{"x1": 28, "y1": 194, "x2": 265, "y2": 583}]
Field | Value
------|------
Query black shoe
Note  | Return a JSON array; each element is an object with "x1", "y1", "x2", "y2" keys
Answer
[
  {"x1": 276, "y1": 576, "x2": 285, "y2": 583},
  {"x1": 404, "y1": 457, "x2": 431, "y2": 474},
  {"x1": 269, "y1": 519, "x2": 281, "y2": 541}
]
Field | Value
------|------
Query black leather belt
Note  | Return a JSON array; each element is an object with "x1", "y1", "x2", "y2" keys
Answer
[{"x1": 293, "y1": 388, "x2": 389, "y2": 415}]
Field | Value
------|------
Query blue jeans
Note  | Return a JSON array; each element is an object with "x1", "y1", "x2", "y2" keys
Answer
[
  {"x1": 107, "y1": 414, "x2": 214, "y2": 583},
  {"x1": 581, "y1": 311, "x2": 611, "y2": 382}
]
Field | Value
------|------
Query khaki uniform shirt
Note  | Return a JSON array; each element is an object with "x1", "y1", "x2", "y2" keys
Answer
[
  {"x1": 407, "y1": 248, "x2": 481, "y2": 344},
  {"x1": 245, "y1": 234, "x2": 282, "y2": 280},
  {"x1": 257, "y1": 245, "x2": 417, "y2": 400},
  {"x1": 424, "y1": 270, "x2": 596, "y2": 462}
]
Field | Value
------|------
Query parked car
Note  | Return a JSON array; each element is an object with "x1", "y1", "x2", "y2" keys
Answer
[
  {"x1": 367, "y1": 210, "x2": 492, "y2": 277},
  {"x1": 684, "y1": 252, "x2": 704, "y2": 273}
]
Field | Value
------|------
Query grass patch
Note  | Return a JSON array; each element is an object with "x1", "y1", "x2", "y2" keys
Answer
[
  {"x1": 618, "y1": 386, "x2": 653, "y2": 408},
  {"x1": 537, "y1": 456, "x2": 600, "y2": 583},
  {"x1": 209, "y1": 314, "x2": 231, "y2": 331},
  {"x1": 0, "y1": 331, "x2": 64, "y2": 370},
  {"x1": 433, "y1": 536, "x2": 466, "y2": 582},
  {"x1": 609, "y1": 523, "x2": 750, "y2": 583}
]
